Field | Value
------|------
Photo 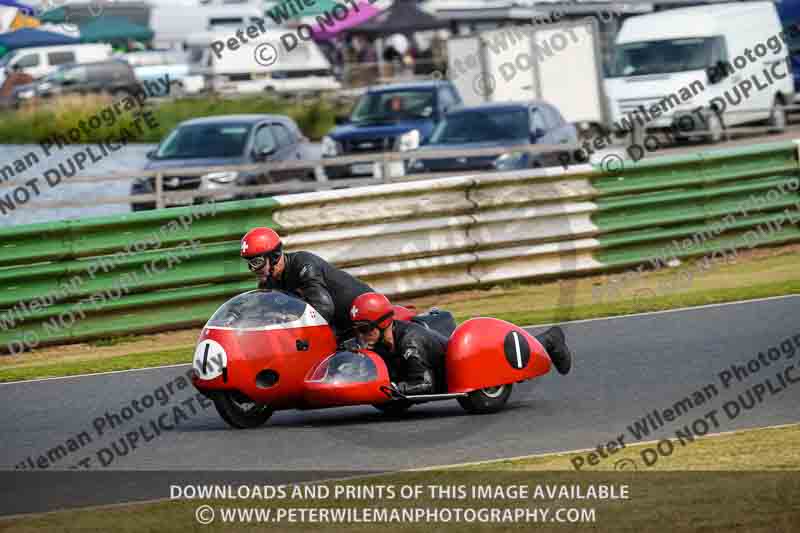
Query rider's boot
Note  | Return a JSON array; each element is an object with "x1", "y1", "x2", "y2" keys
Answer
[{"x1": 535, "y1": 326, "x2": 572, "y2": 375}]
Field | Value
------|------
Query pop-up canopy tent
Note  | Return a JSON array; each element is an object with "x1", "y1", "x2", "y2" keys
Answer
[
  {"x1": 0, "y1": 27, "x2": 80, "y2": 52},
  {"x1": 0, "y1": 6, "x2": 17, "y2": 32},
  {"x1": 79, "y1": 16, "x2": 154, "y2": 44},
  {"x1": 0, "y1": 0, "x2": 34, "y2": 16},
  {"x1": 345, "y1": 0, "x2": 448, "y2": 36},
  {"x1": 312, "y1": 0, "x2": 383, "y2": 40},
  {"x1": 38, "y1": 5, "x2": 68, "y2": 23},
  {"x1": 39, "y1": 2, "x2": 150, "y2": 27}
]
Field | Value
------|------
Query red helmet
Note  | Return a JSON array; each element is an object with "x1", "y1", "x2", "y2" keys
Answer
[
  {"x1": 241, "y1": 227, "x2": 283, "y2": 272},
  {"x1": 241, "y1": 227, "x2": 281, "y2": 257},
  {"x1": 350, "y1": 292, "x2": 394, "y2": 330}
]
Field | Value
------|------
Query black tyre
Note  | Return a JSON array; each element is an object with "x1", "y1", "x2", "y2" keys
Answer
[
  {"x1": 373, "y1": 401, "x2": 413, "y2": 416},
  {"x1": 705, "y1": 111, "x2": 724, "y2": 144},
  {"x1": 170, "y1": 81, "x2": 185, "y2": 98},
  {"x1": 767, "y1": 96, "x2": 787, "y2": 134},
  {"x1": 111, "y1": 89, "x2": 132, "y2": 101},
  {"x1": 212, "y1": 391, "x2": 273, "y2": 429},
  {"x1": 457, "y1": 384, "x2": 513, "y2": 414}
]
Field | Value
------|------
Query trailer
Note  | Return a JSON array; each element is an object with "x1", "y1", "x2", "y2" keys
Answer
[{"x1": 446, "y1": 17, "x2": 609, "y2": 131}]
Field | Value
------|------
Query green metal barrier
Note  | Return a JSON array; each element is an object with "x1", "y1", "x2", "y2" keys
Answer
[{"x1": 1, "y1": 140, "x2": 799, "y2": 353}]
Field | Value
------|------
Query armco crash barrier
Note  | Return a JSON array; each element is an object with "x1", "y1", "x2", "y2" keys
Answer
[{"x1": 1, "y1": 140, "x2": 800, "y2": 351}]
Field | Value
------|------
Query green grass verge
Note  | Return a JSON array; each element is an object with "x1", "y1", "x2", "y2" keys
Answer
[
  {"x1": 0, "y1": 347, "x2": 190, "y2": 383},
  {"x1": 0, "y1": 94, "x2": 346, "y2": 144},
  {"x1": 3, "y1": 425, "x2": 798, "y2": 532}
]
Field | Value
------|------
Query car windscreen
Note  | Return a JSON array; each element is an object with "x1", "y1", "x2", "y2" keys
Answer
[
  {"x1": 155, "y1": 122, "x2": 252, "y2": 159},
  {"x1": 0, "y1": 53, "x2": 15, "y2": 68},
  {"x1": 350, "y1": 90, "x2": 435, "y2": 123},
  {"x1": 607, "y1": 37, "x2": 721, "y2": 77},
  {"x1": 429, "y1": 109, "x2": 529, "y2": 144},
  {"x1": 206, "y1": 291, "x2": 307, "y2": 329}
]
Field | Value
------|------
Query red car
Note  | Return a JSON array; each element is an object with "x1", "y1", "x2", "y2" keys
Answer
[{"x1": 191, "y1": 290, "x2": 555, "y2": 429}]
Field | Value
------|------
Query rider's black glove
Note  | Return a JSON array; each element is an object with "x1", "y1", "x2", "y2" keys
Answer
[{"x1": 338, "y1": 337, "x2": 362, "y2": 352}]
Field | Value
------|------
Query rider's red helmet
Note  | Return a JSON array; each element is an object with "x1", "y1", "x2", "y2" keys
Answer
[
  {"x1": 241, "y1": 227, "x2": 282, "y2": 272},
  {"x1": 350, "y1": 292, "x2": 394, "y2": 331},
  {"x1": 241, "y1": 227, "x2": 281, "y2": 257}
]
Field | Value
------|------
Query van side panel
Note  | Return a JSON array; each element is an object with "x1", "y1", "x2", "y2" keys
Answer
[{"x1": 716, "y1": 4, "x2": 792, "y2": 125}]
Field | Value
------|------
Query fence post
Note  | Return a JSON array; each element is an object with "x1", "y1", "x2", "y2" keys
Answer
[{"x1": 155, "y1": 172, "x2": 165, "y2": 210}]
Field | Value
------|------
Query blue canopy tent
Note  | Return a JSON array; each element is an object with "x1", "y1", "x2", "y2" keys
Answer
[
  {"x1": 0, "y1": 0, "x2": 35, "y2": 16},
  {"x1": 0, "y1": 28, "x2": 80, "y2": 53}
]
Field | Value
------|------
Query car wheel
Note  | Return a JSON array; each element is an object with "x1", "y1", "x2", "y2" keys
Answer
[
  {"x1": 169, "y1": 81, "x2": 185, "y2": 98},
  {"x1": 457, "y1": 384, "x2": 513, "y2": 414},
  {"x1": 705, "y1": 111, "x2": 724, "y2": 144},
  {"x1": 212, "y1": 391, "x2": 273, "y2": 429},
  {"x1": 111, "y1": 89, "x2": 132, "y2": 102},
  {"x1": 767, "y1": 97, "x2": 787, "y2": 134}
]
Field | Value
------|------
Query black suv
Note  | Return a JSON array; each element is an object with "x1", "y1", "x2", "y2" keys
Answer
[
  {"x1": 13, "y1": 59, "x2": 140, "y2": 103},
  {"x1": 321, "y1": 80, "x2": 463, "y2": 179}
]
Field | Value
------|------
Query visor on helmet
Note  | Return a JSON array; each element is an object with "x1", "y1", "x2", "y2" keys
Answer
[
  {"x1": 352, "y1": 310, "x2": 394, "y2": 334},
  {"x1": 245, "y1": 244, "x2": 282, "y2": 272}
]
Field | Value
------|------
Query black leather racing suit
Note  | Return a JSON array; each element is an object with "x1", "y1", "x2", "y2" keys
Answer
[
  {"x1": 258, "y1": 251, "x2": 374, "y2": 334},
  {"x1": 372, "y1": 319, "x2": 448, "y2": 395}
]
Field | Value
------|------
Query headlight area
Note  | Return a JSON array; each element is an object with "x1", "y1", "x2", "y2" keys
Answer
[
  {"x1": 493, "y1": 151, "x2": 528, "y2": 170},
  {"x1": 407, "y1": 158, "x2": 425, "y2": 172},
  {"x1": 321, "y1": 136, "x2": 339, "y2": 157},
  {"x1": 397, "y1": 129, "x2": 421, "y2": 152},
  {"x1": 202, "y1": 171, "x2": 239, "y2": 185}
]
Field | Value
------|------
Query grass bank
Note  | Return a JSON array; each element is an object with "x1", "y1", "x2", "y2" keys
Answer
[
  {"x1": 3, "y1": 425, "x2": 798, "y2": 532},
  {"x1": 0, "y1": 94, "x2": 345, "y2": 144},
  {"x1": 0, "y1": 243, "x2": 798, "y2": 383}
]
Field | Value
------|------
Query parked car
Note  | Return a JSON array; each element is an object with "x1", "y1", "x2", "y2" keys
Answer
[
  {"x1": 0, "y1": 43, "x2": 111, "y2": 85},
  {"x1": 321, "y1": 80, "x2": 463, "y2": 179},
  {"x1": 119, "y1": 50, "x2": 205, "y2": 96},
  {"x1": 407, "y1": 101, "x2": 577, "y2": 174},
  {"x1": 13, "y1": 59, "x2": 140, "y2": 103},
  {"x1": 130, "y1": 114, "x2": 315, "y2": 211}
]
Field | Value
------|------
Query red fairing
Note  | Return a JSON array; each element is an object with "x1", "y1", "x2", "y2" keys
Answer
[
  {"x1": 192, "y1": 325, "x2": 337, "y2": 410},
  {"x1": 445, "y1": 318, "x2": 551, "y2": 393},
  {"x1": 392, "y1": 305, "x2": 417, "y2": 321},
  {"x1": 302, "y1": 350, "x2": 392, "y2": 408}
]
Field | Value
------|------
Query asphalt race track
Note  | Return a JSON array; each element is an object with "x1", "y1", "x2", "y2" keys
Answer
[{"x1": 1, "y1": 296, "x2": 799, "y2": 515}]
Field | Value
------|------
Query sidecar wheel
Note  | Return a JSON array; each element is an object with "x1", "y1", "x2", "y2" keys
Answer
[
  {"x1": 373, "y1": 401, "x2": 413, "y2": 416},
  {"x1": 457, "y1": 384, "x2": 513, "y2": 414},
  {"x1": 212, "y1": 391, "x2": 273, "y2": 429}
]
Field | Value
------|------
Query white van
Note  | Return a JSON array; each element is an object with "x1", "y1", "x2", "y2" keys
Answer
[
  {"x1": 186, "y1": 30, "x2": 341, "y2": 95},
  {"x1": 604, "y1": 2, "x2": 794, "y2": 142},
  {"x1": 0, "y1": 43, "x2": 112, "y2": 83},
  {"x1": 150, "y1": 3, "x2": 267, "y2": 49}
]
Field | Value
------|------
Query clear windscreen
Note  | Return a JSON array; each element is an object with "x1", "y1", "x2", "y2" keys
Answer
[
  {"x1": 206, "y1": 291, "x2": 307, "y2": 329},
  {"x1": 307, "y1": 351, "x2": 378, "y2": 384}
]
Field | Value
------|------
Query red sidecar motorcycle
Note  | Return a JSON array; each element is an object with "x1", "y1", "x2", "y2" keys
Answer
[{"x1": 191, "y1": 290, "x2": 554, "y2": 429}]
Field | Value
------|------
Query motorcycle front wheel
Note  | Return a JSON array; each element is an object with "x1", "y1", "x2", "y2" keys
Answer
[{"x1": 212, "y1": 391, "x2": 274, "y2": 429}]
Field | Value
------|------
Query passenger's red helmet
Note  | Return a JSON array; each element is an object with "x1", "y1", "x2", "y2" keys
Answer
[
  {"x1": 241, "y1": 227, "x2": 282, "y2": 272},
  {"x1": 350, "y1": 292, "x2": 394, "y2": 331}
]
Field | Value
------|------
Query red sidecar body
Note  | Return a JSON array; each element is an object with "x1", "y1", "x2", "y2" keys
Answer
[{"x1": 191, "y1": 290, "x2": 553, "y2": 428}]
